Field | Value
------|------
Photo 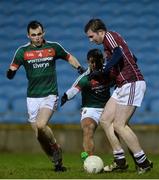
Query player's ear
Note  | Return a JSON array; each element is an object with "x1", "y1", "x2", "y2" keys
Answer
[{"x1": 43, "y1": 31, "x2": 45, "y2": 36}]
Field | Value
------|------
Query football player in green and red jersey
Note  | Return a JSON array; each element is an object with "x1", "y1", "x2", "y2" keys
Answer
[
  {"x1": 61, "y1": 49, "x2": 111, "y2": 158},
  {"x1": 6, "y1": 20, "x2": 85, "y2": 172}
]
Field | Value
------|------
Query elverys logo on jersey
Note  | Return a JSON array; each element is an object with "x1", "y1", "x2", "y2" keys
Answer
[{"x1": 24, "y1": 48, "x2": 55, "y2": 69}]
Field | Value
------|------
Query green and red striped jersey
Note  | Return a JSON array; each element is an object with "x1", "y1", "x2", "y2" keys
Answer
[
  {"x1": 67, "y1": 73, "x2": 110, "y2": 108},
  {"x1": 11, "y1": 41, "x2": 70, "y2": 97}
]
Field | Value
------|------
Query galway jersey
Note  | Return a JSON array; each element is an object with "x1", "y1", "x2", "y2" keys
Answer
[
  {"x1": 67, "y1": 73, "x2": 110, "y2": 108},
  {"x1": 11, "y1": 41, "x2": 70, "y2": 97},
  {"x1": 103, "y1": 31, "x2": 144, "y2": 87}
]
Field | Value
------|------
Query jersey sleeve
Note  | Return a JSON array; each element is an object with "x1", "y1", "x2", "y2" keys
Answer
[
  {"x1": 66, "y1": 74, "x2": 89, "y2": 100},
  {"x1": 10, "y1": 47, "x2": 24, "y2": 69},
  {"x1": 104, "y1": 31, "x2": 125, "y2": 56},
  {"x1": 53, "y1": 42, "x2": 70, "y2": 61},
  {"x1": 66, "y1": 86, "x2": 80, "y2": 100}
]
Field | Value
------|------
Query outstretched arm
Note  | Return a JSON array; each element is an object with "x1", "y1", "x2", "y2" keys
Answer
[
  {"x1": 61, "y1": 86, "x2": 80, "y2": 106},
  {"x1": 68, "y1": 54, "x2": 85, "y2": 74},
  {"x1": 61, "y1": 70, "x2": 87, "y2": 106}
]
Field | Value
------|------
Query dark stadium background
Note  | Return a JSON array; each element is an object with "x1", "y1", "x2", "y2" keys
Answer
[{"x1": 0, "y1": 0, "x2": 159, "y2": 154}]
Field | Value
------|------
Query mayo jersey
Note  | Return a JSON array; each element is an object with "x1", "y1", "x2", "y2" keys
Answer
[
  {"x1": 11, "y1": 41, "x2": 70, "y2": 97},
  {"x1": 67, "y1": 73, "x2": 110, "y2": 108}
]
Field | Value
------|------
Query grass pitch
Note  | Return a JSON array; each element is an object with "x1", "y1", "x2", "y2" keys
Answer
[{"x1": 0, "y1": 152, "x2": 158, "y2": 179}]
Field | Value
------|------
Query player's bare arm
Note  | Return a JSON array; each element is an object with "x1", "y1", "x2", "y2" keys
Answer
[{"x1": 68, "y1": 54, "x2": 85, "y2": 74}]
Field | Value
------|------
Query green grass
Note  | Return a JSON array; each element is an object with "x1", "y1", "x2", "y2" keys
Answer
[{"x1": 0, "y1": 152, "x2": 158, "y2": 179}]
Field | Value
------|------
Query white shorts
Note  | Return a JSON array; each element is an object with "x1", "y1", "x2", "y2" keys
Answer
[
  {"x1": 81, "y1": 107, "x2": 103, "y2": 124},
  {"x1": 112, "y1": 81, "x2": 146, "y2": 107},
  {"x1": 27, "y1": 95, "x2": 58, "y2": 123}
]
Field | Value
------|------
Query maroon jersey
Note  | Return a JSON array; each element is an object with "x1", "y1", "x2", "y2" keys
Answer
[{"x1": 103, "y1": 31, "x2": 144, "y2": 87}]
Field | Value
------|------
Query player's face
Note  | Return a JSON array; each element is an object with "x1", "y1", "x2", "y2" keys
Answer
[
  {"x1": 28, "y1": 26, "x2": 45, "y2": 47},
  {"x1": 86, "y1": 29, "x2": 104, "y2": 45},
  {"x1": 88, "y1": 58, "x2": 100, "y2": 71}
]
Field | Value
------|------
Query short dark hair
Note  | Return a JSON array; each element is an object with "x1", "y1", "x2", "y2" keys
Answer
[
  {"x1": 84, "y1": 18, "x2": 107, "y2": 33},
  {"x1": 27, "y1": 20, "x2": 44, "y2": 33},
  {"x1": 87, "y1": 49, "x2": 104, "y2": 70}
]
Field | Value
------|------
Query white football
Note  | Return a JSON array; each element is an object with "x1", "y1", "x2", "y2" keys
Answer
[{"x1": 83, "y1": 155, "x2": 104, "y2": 173}]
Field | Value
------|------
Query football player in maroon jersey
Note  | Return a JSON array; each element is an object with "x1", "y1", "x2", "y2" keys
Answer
[{"x1": 84, "y1": 18, "x2": 152, "y2": 174}]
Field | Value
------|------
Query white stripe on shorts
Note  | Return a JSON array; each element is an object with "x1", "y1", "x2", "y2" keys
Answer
[{"x1": 128, "y1": 82, "x2": 135, "y2": 105}]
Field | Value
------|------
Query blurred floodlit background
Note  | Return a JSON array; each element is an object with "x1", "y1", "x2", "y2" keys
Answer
[{"x1": 0, "y1": 0, "x2": 159, "y2": 125}]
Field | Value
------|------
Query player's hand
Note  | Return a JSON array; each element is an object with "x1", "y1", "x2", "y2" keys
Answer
[
  {"x1": 6, "y1": 69, "x2": 16, "y2": 79},
  {"x1": 77, "y1": 66, "x2": 86, "y2": 74},
  {"x1": 60, "y1": 93, "x2": 68, "y2": 106}
]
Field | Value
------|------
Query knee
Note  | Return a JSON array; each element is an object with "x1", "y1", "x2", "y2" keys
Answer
[
  {"x1": 36, "y1": 121, "x2": 46, "y2": 131},
  {"x1": 82, "y1": 123, "x2": 96, "y2": 137},
  {"x1": 83, "y1": 124, "x2": 93, "y2": 135},
  {"x1": 113, "y1": 121, "x2": 123, "y2": 134},
  {"x1": 100, "y1": 116, "x2": 110, "y2": 129}
]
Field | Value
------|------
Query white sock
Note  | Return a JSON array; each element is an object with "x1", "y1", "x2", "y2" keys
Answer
[{"x1": 113, "y1": 149, "x2": 125, "y2": 159}]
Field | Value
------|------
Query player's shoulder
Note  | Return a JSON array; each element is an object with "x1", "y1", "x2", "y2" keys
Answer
[
  {"x1": 80, "y1": 69, "x2": 91, "y2": 83},
  {"x1": 45, "y1": 40, "x2": 69, "y2": 54},
  {"x1": 76, "y1": 75, "x2": 89, "y2": 89},
  {"x1": 74, "y1": 74, "x2": 86, "y2": 85},
  {"x1": 14, "y1": 43, "x2": 30, "y2": 54},
  {"x1": 109, "y1": 31, "x2": 123, "y2": 39},
  {"x1": 46, "y1": 40, "x2": 64, "y2": 48},
  {"x1": 106, "y1": 30, "x2": 121, "y2": 37},
  {"x1": 80, "y1": 75, "x2": 88, "y2": 82},
  {"x1": 79, "y1": 73, "x2": 91, "y2": 86},
  {"x1": 105, "y1": 31, "x2": 124, "y2": 44},
  {"x1": 72, "y1": 69, "x2": 90, "y2": 87}
]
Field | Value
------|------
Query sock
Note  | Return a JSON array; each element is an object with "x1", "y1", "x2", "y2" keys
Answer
[
  {"x1": 134, "y1": 150, "x2": 146, "y2": 164},
  {"x1": 113, "y1": 149, "x2": 126, "y2": 166},
  {"x1": 113, "y1": 149, "x2": 125, "y2": 160},
  {"x1": 134, "y1": 150, "x2": 150, "y2": 168}
]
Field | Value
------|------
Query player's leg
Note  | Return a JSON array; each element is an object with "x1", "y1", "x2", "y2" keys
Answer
[
  {"x1": 113, "y1": 81, "x2": 152, "y2": 173},
  {"x1": 113, "y1": 105, "x2": 141, "y2": 152},
  {"x1": 81, "y1": 117, "x2": 97, "y2": 155},
  {"x1": 100, "y1": 98, "x2": 128, "y2": 171},
  {"x1": 113, "y1": 104, "x2": 152, "y2": 173},
  {"x1": 35, "y1": 107, "x2": 66, "y2": 171},
  {"x1": 114, "y1": 130, "x2": 137, "y2": 168},
  {"x1": 80, "y1": 107, "x2": 102, "y2": 160},
  {"x1": 31, "y1": 121, "x2": 57, "y2": 158},
  {"x1": 27, "y1": 95, "x2": 66, "y2": 172}
]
